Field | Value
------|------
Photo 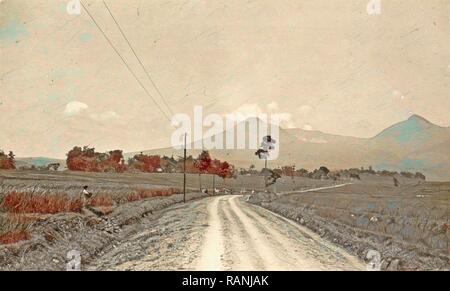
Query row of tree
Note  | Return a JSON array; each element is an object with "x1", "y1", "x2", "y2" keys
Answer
[
  {"x1": 3, "y1": 146, "x2": 425, "y2": 182},
  {"x1": 65, "y1": 146, "x2": 235, "y2": 179},
  {"x1": 238, "y1": 164, "x2": 426, "y2": 181},
  {"x1": 66, "y1": 147, "x2": 127, "y2": 173}
]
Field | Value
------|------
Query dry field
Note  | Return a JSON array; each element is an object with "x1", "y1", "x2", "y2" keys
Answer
[
  {"x1": 0, "y1": 169, "x2": 334, "y2": 243},
  {"x1": 0, "y1": 170, "x2": 189, "y2": 247},
  {"x1": 0, "y1": 170, "x2": 333, "y2": 202},
  {"x1": 1, "y1": 170, "x2": 447, "y2": 271},
  {"x1": 249, "y1": 179, "x2": 449, "y2": 270}
]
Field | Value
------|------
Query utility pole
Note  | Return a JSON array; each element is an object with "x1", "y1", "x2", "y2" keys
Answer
[
  {"x1": 264, "y1": 157, "x2": 268, "y2": 188},
  {"x1": 183, "y1": 133, "x2": 187, "y2": 203},
  {"x1": 212, "y1": 174, "x2": 216, "y2": 196}
]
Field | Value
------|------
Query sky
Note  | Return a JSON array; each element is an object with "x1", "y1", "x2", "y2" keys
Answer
[{"x1": 1, "y1": 0, "x2": 449, "y2": 158}]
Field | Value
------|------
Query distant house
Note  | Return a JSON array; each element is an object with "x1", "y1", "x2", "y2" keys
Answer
[
  {"x1": 46, "y1": 163, "x2": 61, "y2": 171},
  {"x1": 161, "y1": 156, "x2": 178, "y2": 173},
  {"x1": 174, "y1": 155, "x2": 199, "y2": 173}
]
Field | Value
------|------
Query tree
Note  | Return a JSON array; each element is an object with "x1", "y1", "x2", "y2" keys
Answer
[
  {"x1": 194, "y1": 152, "x2": 235, "y2": 194},
  {"x1": 196, "y1": 151, "x2": 212, "y2": 194},
  {"x1": 0, "y1": 150, "x2": 15, "y2": 170},
  {"x1": 214, "y1": 160, "x2": 234, "y2": 192},
  {"x1": 319, "y1": 166, "x2": 330, "y2": 175},
  {"x1": 281, "y1": 165, "x2": 295, "y2": 177},
  {"x1": 66, "y1": 146, "x2": 127, "y2": 173},
  {"x1": 128, "y1": 153, "x2": 161, "y2": 173},
  {"x1": 216, "y1": 161, "x2": 234, "y2": 180},
  {"x1": 415, "y1": 172, "x2": 426, "y2": 180},
  {"x1": 67, "y1": 146, "x2": 100, "y2": 172},
  {"x1": 197, "y1": 151, "x2": 212, "y2": 173},
  {"x1": 296, "y1": 168, "x2": 309, "y2": 177},
  {"x1": 209, "y1": 159, "x2": 222, "y2": 194}
]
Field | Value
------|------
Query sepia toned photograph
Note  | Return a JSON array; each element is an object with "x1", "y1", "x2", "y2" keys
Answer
[{"x1": 0, "y1": 0, "x2": 449, "y2": 276}]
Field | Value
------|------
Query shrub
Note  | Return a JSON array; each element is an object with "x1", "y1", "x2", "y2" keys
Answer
[
  {"x1": 0, "y1": 230, "x2": 30, "y2": 245},
  {"x1": 0, "y1": 150, "x2": 15, "y2": 170},
  {"x1": 87, "y1": 195, "x2": 113, "y2": 207},
  {"x1": 127, "y1": 188, "x2": 181, "y2": 202},
  {"x1": 0, "y1": 214, "x2": 32, "y2": 245},
  {"x1": 1, "y1": 191, "x2": 82, "y2": 214}
]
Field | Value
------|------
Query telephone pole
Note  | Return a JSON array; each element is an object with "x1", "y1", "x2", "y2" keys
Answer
[
  {"x1": 183, "y1": 133, "x2": 187, "y2": 203},
  {"x1": 264, "y1": 157, "x2": 268, "y2": 188},
  {"x1": 212, "y1": 174, "x2": 216, "y2": 196}
]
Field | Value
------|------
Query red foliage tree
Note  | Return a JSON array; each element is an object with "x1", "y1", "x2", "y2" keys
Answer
[
  {"x1": 67, "y1": 146, "x2": 99, "y2": 172},
  {"x1": 195, "y1": 151, "x2": 214, "y2": 193},
  {"x1": 0, "y1": 150, "x2": 16, "y2": 170},
  {"x1": 103, "y1": 150, "x2": 127, "y2": 173},
  {"x1": 66, "y1": 146, "x2": 126, "y2": 173},
  {"x1": 209, "y1": 159, "x2": 221, "y2": 175},
  {"x1": 196, "y1": 151, "x2": 212, "y2": 173},
  {"x1": 128, "y1": 153, "x2": 161, "y2": 173},
  {"x1": 216, "y1": 161, "x2": 234, "y2": 179}
]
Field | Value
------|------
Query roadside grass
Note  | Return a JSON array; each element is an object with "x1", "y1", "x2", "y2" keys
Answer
[
  {"x1": 0, "y1": 187, "x2": 181, "y2": 245},
  {"x1": 1, "y1": 191, "x2": 83, "y2": 214},
  {"x1": 0, "y1": 214, "x2": 32, "y2": 245},
  {"x1": 127, "y1": 188, "x2": 181, "y2": 202},
  {"x1": 87, "y1": 194, "x2": 114, "y2": 207}
]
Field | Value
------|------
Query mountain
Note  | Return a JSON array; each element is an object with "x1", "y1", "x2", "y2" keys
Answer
[
  {"x1": 15, "y1": 157, "x2": 66, "y2": 169},
  {"x1": 373, "y1": 115, "x2": 447, "y2": 144},
  {"x1": 366, "y1": 115, "x2": 450, "y2": 180},
  {"x1": 134, "y1": 115, "x2": 450, "y2": 181}
]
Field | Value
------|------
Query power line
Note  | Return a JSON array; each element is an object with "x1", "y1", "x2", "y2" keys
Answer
[
  {"x1": 80, "y1": 0, "x2": 173, "y2": 123},
  {"x1": 103, "y1": 0, "x2": 174, "y2": 117}
]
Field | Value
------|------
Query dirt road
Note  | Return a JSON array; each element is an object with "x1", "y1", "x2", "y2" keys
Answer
[
  {"x1": 195, "y1": 195, "x2": 364, "y2": 271},
  {"x1": 277, "y1": 183, "x2": 353, "y2": 195},
  {"x1": 107, "y1": 194, "x2": 365, "y2": 271}
]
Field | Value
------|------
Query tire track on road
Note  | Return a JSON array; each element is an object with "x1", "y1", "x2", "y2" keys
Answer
[
  {"x1": 219, "y1": 199, "x2": 263, "y2": 270},
  {"x1": 196, "y1": 196, "x2": 225, "y2": 271},
  {"x1": 227, "y1": 196, "x2": 288, "y2": 270},
  {"x1": 237, "y1": 197, "x2": 363, "y2": 270}
]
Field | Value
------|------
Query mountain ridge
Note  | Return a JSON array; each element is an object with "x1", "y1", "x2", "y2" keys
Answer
[
  {"x1": 133, "y1": 114, "x2": 449, "y2": 181},
  {"x1": 15, "y1": 115, "x2": 450, "y2": 181}
]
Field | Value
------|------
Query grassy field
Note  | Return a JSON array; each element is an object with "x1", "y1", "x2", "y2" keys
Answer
[
  {"x1": 0, "y1": 170, "x2": 337, "y2": 198},
  {"x1": 0, "y1": 169, "x2": 447, "y2": 270},
  {"x1": 0, "y1": 170, "x2": 337, "y2": 245},
  {"x1": 0, "y1": 170, "x2": 189, "y2": 245},
  {"x1": 249, "y1": 180, "x2": 449, "y2": 270}
]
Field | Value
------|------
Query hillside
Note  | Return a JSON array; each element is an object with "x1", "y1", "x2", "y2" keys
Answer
[
  {"x1": 15, "y1": 157, "x2": 66, "y2": 169},
  {"x1": 134, "y1": 115, "x2": 449, "y2": 181}
]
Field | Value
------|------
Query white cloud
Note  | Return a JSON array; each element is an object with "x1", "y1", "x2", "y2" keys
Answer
[
  {"x1": 272, "y1": 112, "x2": 295, "y2": 128},
  {"x1": 90, "y1": 111, "x2": 121, "y2": 121},
  {"x1": 302, "y1": 124, "x2": 313, "y2": 131},
  {"x1": 227, "y1": 103, "x2": 295, "y2": 128},
  {"x1": 63, "y1": 101, "x2": 88, "y2": 116}
]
